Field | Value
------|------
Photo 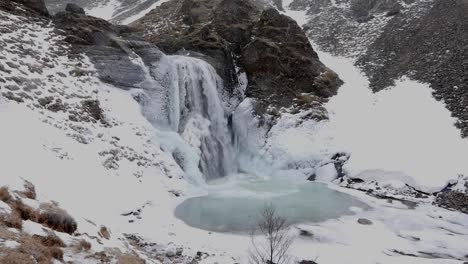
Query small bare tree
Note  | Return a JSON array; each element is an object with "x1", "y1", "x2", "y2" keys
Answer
[{"x1": 249, "y1": 204, "x2": 294, "y2": 264}]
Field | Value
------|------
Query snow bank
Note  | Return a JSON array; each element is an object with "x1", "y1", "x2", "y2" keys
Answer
[
  {"x1": 317, "y1": 52, "x2": 468, "y2": 192},
  {"x1": 271, "y1": 3, "x2": 468, "y2": 192},
  {"x1": 85, "y1": 0, "x2": 120, "y2": 20}
]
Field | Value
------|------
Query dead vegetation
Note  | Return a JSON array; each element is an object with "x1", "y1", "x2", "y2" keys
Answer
[
  {"x1": 37, "y1": 203, "x2": 77, "y2": 234},
  {"x1": 0, "y1": 186, "x2": 12, "y2": 202},
  {"x1": 117, "y1": 253, "x2": 146, "y2": 264},
  {"x1": 0, "y1": 183, "x2": 147, "y2": 263},
  {"x1": 33, "y1": 233, "x2": 65, "y2": 248},
  {"x1": 0, "y1": 185, "x2": 77, "y2": 235},
  {"x1": 0, "y1": 225, "x2": 64, "y2": 264},
  {"x1": 75, "y1": 239, "x2": 92, "y2": 252},
  {"x1": 18, "y1": 181, "x2": 36, "y2": 200},
  {"x1": 4, "y1": 209, "x2": 23, "y2": 229},
  {"x1": 249, "y1": 204, "x2": 294, "y2": 264},
  {"x1": 99, "y1": 225, "x2": 111, "y2": 240}
]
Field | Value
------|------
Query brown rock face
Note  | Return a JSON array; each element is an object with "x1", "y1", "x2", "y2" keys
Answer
[
  {"x1": 242, "y1": 8, "x2": 341, "y2": 112},
  {"x1": 135, "y1": 0, "x2": 341, "y2": 115}
]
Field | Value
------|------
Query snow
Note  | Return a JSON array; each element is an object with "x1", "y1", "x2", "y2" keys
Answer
[
  {"x1": 121, "y1": 0, "x2": 171, "y2": 25},
  {"x1": 85, "y1": 0, "x2": 120, "y2": 20},
  {"x1": 315, "y1": 164, "x2": 338, "y2": 182},
  {"x1": 1, "y1": 4, "x2": 468, "y2": 264},
  {"x1": 275, "y1": 3, "x2": 468, "y2": 192},
  {"x1": 1, "y1": 240, "x2": 20, "y2": 249},
  {"x1": 22, "y1": 220, "x2": 48, "y2": 237},
  {"x1": 281, "y1": 0, "x2": 308, "y2": 27},
  {"x1": 0, "y1": 201, "x2": 11, "y2": 215},
  {"x1": 317, "y1": 52, "x2": 468, "y2": 192}
]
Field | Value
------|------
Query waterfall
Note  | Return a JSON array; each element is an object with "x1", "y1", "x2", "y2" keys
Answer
[{"x1": 140, "y1": 55, "x2": 237, "y2": 181}]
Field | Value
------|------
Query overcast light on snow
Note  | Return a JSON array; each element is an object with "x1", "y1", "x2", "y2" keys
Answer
[
  {"x1": 1, "y1": 1, "x2": 468, "y2": 263},
  {"x1": 280, "y1": 4, "x2": 468, "y2": 191},
  {"x1": 315, "y1": 51, "x2": 468, "y2": 191},
  {"x1": 85, "y1": 0, "x2": 120, "y2": 20}
]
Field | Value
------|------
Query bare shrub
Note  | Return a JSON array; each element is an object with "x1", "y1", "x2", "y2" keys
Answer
[
  {"x1": 12, "y1": 200, "x2": 37, "y2": 222},
  {"x1": 75, "y1": 239, "x2": 92, "y2": 252},
  {"x1": 48, "y1": 247, "x2": 64, "y2": 261},
  {"x1": 249, "y1": 204, "x2": 294, "y2": 264},
  {"x1": 99, "y1": 226, "x2": 111, "y2": 240},
  {"x1": 33, "y1": 233, "x2": 65, "y2": 247},
  {"x1": 5, "y1": 209, "x2": 23, "y2": 229},
  {"x1": 38, "y1": 203, "x2": 77, "y2": 234},
  {"x1": 0, "y1": 186, "x2": 12, "y2": 202},
  {"x1": 18, "y1": 181, "x2": 36, "y2": 200},
  {"x1": 18, "y1": 235, "x2": 63, "y2": 263},
  {"x1": 0, "y1": 250, "x2": 35, "y2": 264}
]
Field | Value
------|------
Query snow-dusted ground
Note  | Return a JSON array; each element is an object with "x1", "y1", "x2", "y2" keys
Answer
[
  {"x1": 120, "y1": 0, "x2": 171, "y2": 25},
  {"x1": 1, "y1": 2, "x2": 468, "y2": 264},
  {"x1": 82, "y1": 0, "x2": 171, "y2": 25},
  {"x1": 272, "y1": 1, "x2": 468, "y2": 193},
  {"x1": 84, "y1": 0, "x2": 121, "y2": 20}
]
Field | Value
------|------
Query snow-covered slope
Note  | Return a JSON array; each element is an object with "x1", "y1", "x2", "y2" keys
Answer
[
  {"x1": 44, "y1": 0, "x2": 171, "y2": 24},
  {"x1": 0, "y1": 4, "x2": 236, "y2": 263},
  {"x1": 2, "y1": 0, "x2": 468, "y2": 263}
]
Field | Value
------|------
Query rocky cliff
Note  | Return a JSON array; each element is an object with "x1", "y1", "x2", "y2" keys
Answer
[
  {"x1": 290, "y1": 0, "x2": 468, "y2": 136},
  {"x1": 134, "y1": 0, "x2": 342, "y2": 116}
]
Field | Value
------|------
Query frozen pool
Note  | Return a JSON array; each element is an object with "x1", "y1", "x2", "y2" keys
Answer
[{"x1": 175, "y1": 174, "x2": 369, "y2": 233}]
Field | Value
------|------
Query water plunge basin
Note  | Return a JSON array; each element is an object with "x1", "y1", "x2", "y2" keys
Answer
[{"x1": 175, "y1": 176, "x2": 369, "y2": 233}]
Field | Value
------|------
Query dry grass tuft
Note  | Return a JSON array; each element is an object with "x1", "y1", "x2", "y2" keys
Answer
[
  {"x1": 38, "y1": 203, "x2": 77, "y2": 234},
  {"x1": 12, "y1": 200, "x2": 37, "y2": 222},
  {"x1": 99, "y1": 226, "x2": 111, "y2": 240},
  {"x1": 33, "y1": 233, "x2": 65, "y2": 248},
  {"x1": 4, "y1": 209, "x2": 23, "y2": 229},
  {"x1": 16, "y1": 234, "x2": 64, "y2": 263},
  {"x1": 117, "y1": 253, "x2": 146, "y2": 264},
  {"x1": 0, "y1": 250, "x2": 35, "y2": 264},
  {"x1": 75, "y1": 239, "x2": 92, "y2": 252},
  {"x1": 0, "y1": 186, "x2": 12, "y2": 203},
  {"x1": 18, "y1": 181, "x2": 36, "y2": 200},
  {"x1": 48, "y1": 247, "x2": 64, "y2": 261}
]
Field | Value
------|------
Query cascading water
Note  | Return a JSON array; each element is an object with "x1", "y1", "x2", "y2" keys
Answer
[{"x1": 139, "y1": 55, "x2": 237, "y2": 181}]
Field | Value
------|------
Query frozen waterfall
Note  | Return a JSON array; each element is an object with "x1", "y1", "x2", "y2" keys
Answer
[{"x1": 140, "y1": 55, "x2": 237, "y2": 181}]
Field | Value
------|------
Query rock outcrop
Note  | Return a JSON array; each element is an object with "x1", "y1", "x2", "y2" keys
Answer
[
  {"x1": 12, "y1": 0, "x2": 49, "y2": 16},
  {"x1": 292, "y1": 0, "x2": 468, "y2": 137},
  {"x1": 134, "y1": 0, "x2": 341, "y2": 115},
  {"x1": 51, "y1": 5, "x2": 164, "y2": 90},
  {"x1": 358, "y1": 0, "x2": 468, "y2": 136}
]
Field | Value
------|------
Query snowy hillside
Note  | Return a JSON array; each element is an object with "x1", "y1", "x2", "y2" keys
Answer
[
  {"x1": 44, "y1": 0, "x2": 171, "y2": 24},
  {"x1": 1, "y1": 0, "x2": 468, "y2": 263}
]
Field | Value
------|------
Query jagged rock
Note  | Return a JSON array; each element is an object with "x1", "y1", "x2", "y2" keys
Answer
[
  {"x1": 436, "y1": 191, "x2": 468, "y2": 214},
  {"x1": 299, "y1": 261, "x2": 318, "y2": 264},
  {"x1": 296, "y1": 0, "x2": 468, "y2": 137},
  {"x1": 65, "y1": 3, "x2": 85, "y2": 14},
  {"x1": 243, "y1": 8, "x2": 341, "y2": 113},
  {"x1": 307, "y1": 174, "x2": 316, "y2": 181},
  {"x1": 136, "y1": 0, "x2": 341, "y2": 115},
  {"x1": 358, "y1": 0, "x2": 468, "y2": 137},
  {"x1": 357, "y1": 218, "x2": 373, "y2": 225},
  {"x1": 81, "y1": 100, "x2": 103, "y2": 122},
  {"x1": 299, "y1": 229, "x2": 313, "y2": 237}
]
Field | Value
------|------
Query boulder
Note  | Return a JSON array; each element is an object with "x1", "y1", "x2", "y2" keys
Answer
[
  {"x1": 357, "y1": 218, "x2": 373, "y2": 225},
  {"x1": 65, "y1": 3, "x2": 85, "y2": 15}
]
